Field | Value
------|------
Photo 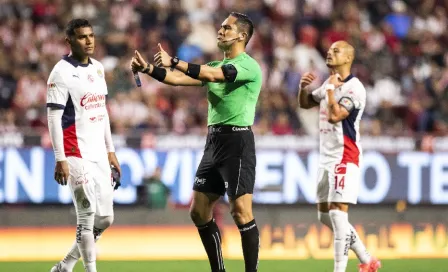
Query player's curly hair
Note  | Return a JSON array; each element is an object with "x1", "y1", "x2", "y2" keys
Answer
[
  {"x1": 230, "y1": 12, "x2": 254, "y2": 46},
  {"x1": 65, "y1": 19, "x2": 92, "y2": 37}
]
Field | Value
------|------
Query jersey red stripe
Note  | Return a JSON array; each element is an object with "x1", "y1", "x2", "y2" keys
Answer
[
  {"x1": 341, "y1": 135, "x2": 359, "y2": 166},
  {"x1": 63, "y1": 124, "x2": 82, "y2": 158}
]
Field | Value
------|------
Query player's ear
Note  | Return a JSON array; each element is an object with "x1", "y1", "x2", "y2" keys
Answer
[
  {"x1": 65, "y1": 37, "x2": 71, "y2": 45},
  {"x1": 240, "y1": 32, "x2": 247, "y2": 42}
]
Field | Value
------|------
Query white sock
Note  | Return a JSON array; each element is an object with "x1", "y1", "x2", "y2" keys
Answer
[
  {"x1": 329, "y1": 210, "x2": 350, "y2": 272},
  {"x1": 77, "y1": 213, "x2": 97, "y2": 272},
  {"x1": 83, "y1": 262, "x2": 97, "y2": 272},
  {"x1": 59, "y1": 216, "x2": 113, "y2": 271},
  {"x1": 349, "y1": 227, "x2": 371, "y2": 264},
  {"x1": 318, "y1": 211, "x2": 371, "y2": 264},
  {"x1": 60, "y1": 250, "x2": 80, "y2": 271}
]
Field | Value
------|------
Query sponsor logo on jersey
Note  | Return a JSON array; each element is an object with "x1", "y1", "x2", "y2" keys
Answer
[
  {"x1": 80, "y1": 92, "x2": 106, "y2": 110},
  {"x1": 88, "y1": 114, "x2": 106, "y2": 123},
  {"x1": 334, "y1": 163, "x2": 347, "y2": 174}
]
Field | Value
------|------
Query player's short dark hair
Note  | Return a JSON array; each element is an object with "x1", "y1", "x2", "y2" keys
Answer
[
  {"x1": 65, "y1": 19, "x2": 92, "y2": 37},
  {"x1": 230, "y1": 12, "x2": 254, "y2": 46}
]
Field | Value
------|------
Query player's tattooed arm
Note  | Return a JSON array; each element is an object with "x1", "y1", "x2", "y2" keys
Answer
[
  {"x1": 326, "y1": 74, "x2": 350, "y2": 124},
  {"x1": 298, "y1": 72, "x2": 319, "y2": 109}
]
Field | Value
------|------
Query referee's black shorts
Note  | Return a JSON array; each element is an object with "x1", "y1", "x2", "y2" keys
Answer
[{"x1": 193, "y1": 125, "x2": 256, "y2": 198}]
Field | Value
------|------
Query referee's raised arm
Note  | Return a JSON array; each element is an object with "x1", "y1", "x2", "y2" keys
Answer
[
  {"x1": 153, "y1": 43, "x2": 237, "y2": 83},
  {"x1": 130, "y1": 50, "x2": 203, "y2": 86}
]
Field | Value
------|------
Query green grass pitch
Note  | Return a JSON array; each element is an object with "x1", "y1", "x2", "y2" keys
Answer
[{"x1": 1, "y1": 259, "x2": 447, "y2": 272}]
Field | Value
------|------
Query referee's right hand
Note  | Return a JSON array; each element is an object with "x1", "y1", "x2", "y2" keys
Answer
[
  {"x1": 131, "y1": 50, "x2": 148, "y2": 73},
  {"x1": 54, "y1": 161, "x2": 69, "y2": 186},
  {"x1": 299, "y1": 72, "x2": 316, "y2": 89}
]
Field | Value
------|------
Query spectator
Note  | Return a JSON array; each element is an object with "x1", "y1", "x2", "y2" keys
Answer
[
  {"x1": 142, "y1": 167, "x2": 171, "y2": 209},
  {"x1": 0, "y1": 0, "x2": 446, "y2": 138}
]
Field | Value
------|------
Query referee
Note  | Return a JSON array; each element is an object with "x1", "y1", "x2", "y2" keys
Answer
[{"x1": 131, "y1": 12, "x2": 262, "y2": 272}]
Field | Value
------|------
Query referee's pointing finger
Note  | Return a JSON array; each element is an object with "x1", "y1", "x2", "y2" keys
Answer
[{"x1": 135, "y1": 50, "x2": 144, "y2": 62}]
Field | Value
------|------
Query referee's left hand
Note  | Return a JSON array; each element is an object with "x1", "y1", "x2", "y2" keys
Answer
[{"x1": 154, "y1": 43, "x2": 172, "y2": 68}]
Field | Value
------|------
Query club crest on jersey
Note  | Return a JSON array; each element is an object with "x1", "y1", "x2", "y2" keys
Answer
[
  {"x1": 87, "y1": 74, "x2": 94, "y2": 83},
  {"x1": 48, "y1": 83, "x2": 56, "y2": 89},
  {"x1": 97, "y1": 69, "x2": 103, "y2": 78}
]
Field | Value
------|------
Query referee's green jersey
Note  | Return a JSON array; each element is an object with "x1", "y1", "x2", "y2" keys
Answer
[{"x1": 204, "y1": 52, "x2": 262, "y2": 126}]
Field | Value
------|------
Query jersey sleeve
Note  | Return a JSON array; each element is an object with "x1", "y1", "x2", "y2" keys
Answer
[
  {"x1": 46, "y1": 69, "x2": 69, "y2": 109},
  {"x1": 225, "y1": 59, "x2": 260, "y2": 83},
  {"x1": 339, "y1": 82, "x2": 366, "y2": 112},
  {"x1": 98, "y1": 62, "x2": 108, "y2": 95},
  {"x1": 235, "y1": 61, "x2": 261, "y2": 82}
]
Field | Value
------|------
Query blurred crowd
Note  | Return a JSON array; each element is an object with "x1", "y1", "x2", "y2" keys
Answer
[{"x1": 0, "y1": 0, "x2": 447, "y2": 137}]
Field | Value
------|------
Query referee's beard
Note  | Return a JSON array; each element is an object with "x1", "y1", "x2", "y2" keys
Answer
[{"x1": 217, "y1": 41, "x2": 233, "y2": 51}]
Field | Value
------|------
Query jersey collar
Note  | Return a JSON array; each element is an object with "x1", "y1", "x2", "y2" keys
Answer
[
  {"x1": 223, "y1": 52, "x2": 246, "y2": 62},
  {"x1": 342, "y1": 74, "x2": 354, "y2": 82},
  {"x1": 62, "y1": 54, "x2": 92, "y2": 67}
]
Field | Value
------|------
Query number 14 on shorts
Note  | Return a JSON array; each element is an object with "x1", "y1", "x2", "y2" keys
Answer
[
  {"x1": 335, "y1": 175, "x2": 345, "y2": 190},
  {"x1": 334, "y1": 163, "x2": 347, "y2": 190}
]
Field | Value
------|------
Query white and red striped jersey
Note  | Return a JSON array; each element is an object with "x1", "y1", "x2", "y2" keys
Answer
[
  {"x1": 311, "y1": 74, "x2": 366, "y2": 168},
  {"x1": 46, "y1": 55, "x2": 108, "y2": 162}
]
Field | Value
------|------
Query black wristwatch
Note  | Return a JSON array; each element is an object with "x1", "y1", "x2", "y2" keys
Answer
[{"x1": 170, "y1": 56, "x2": 179, "y2": 71}]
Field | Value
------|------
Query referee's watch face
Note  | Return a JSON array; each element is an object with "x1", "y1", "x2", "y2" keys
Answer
[{"x1": 69, "y1": 27, "x2": 95, "y2": 57}]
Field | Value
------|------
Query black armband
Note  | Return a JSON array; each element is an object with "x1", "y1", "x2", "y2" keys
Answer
[
  {"x1": 185, "y1": 63, "x2": 201, "y2": 79},
  {"x1": 150, "y1": 66, "x2": 167, "y2": 82},
  {"x1": 221, "y1": 64, "x2": 238, "y2": 82}
]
